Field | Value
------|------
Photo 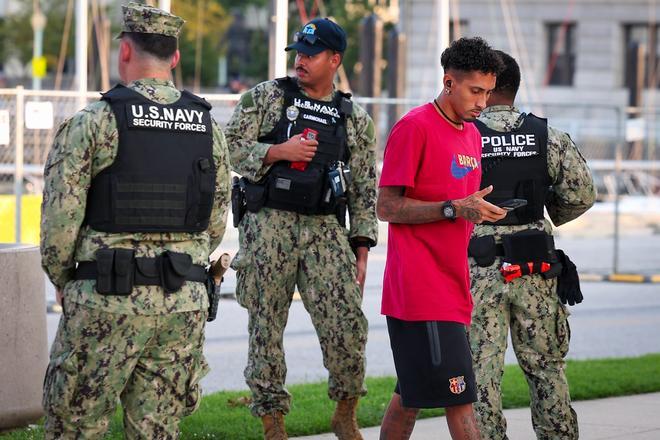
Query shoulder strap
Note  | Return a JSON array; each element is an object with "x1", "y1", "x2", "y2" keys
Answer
[
  {"x1": 181, "y1": 90, "x2": 212, "y2": 110},
  {"x1": 100, "y1": 83, "x2": 133, "y2": 102},
  {"x1": 275, "y1": 76, "x2": 300, "y2": 94}
]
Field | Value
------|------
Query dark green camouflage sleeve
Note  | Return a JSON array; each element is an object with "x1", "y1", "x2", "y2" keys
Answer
[
  {"x1": 224, "y1": 81, "x2": 284, "y2": 181},
  {"x1": 40, "y1": 110, "x2": 97, "y2": 289},
  {"x1": 208, "y1": 120, "x2": 231, "y2": 252},
  {"x1": 346, "y1": 104, "x2": 378, "y2": 245},
  {"x1": 546, "y1": 127, "x2": 597, "y2": 226}
]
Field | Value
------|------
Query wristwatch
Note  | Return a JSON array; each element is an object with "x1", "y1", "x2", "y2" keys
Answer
[{"x1": 442, "y1": 200, "x2": 456, "y2": 222}]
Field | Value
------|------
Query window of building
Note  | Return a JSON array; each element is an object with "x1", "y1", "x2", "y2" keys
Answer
[
  {"x1": 624, "y1": 23, "x2": 660, "y2": 89},
  {"x1": 546, "y1": 23, "x2": 576, "y2": 86}
]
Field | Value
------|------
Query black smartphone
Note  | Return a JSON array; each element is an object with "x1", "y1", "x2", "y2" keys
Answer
[{"x1": 498, "y1": 198, "x2": 528, "y2": 211}]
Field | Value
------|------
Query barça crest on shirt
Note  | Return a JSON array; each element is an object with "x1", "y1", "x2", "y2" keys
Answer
[{"x1": 449, "y1": 376, "x2": 466, "y2": 394}]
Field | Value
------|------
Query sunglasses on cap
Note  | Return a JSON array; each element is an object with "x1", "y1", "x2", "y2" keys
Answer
[{"x1": 293, "y1": 31, "x2": 331, "y2": 47}]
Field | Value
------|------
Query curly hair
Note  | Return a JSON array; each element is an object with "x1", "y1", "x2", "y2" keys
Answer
[
  {"x1": 440, "y1": 37, "x2": 504, "y2": 76},
  {"x1": 493, "y1": 50, "x2": 521, "y2": 99}
]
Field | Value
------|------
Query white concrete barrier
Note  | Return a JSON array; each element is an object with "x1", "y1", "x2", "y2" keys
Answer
[{"x1": 0, "y1": 244, "x2": 48, "y2": 429}]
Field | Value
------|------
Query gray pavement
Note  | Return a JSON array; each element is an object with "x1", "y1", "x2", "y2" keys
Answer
[{"x1": 293, "y1": 392, "x2": 660, "y2": 439}]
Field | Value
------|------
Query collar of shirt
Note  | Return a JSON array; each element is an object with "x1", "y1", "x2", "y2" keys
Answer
[
  {"x1": 481, "y1": 104, "x2": 521, "y2": 116},
  {"x1": 128, "y1": 77, "x2": 176, "y2": 90}
]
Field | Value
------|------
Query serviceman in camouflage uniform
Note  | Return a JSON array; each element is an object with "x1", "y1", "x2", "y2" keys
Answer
[
  {"x1": 40, "y1": 3, "x2": 231, "y2": 438},
  {"x1": 468, "y1": 51, "x2": 596, "y2": 439},
  {"x1": 225, "y1": 17, "x2": 377, "y2": 440}
]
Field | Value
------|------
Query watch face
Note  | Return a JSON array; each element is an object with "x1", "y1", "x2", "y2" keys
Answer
[{"x1": 443, "y1": 205, "x2": 454, "y2": 218}]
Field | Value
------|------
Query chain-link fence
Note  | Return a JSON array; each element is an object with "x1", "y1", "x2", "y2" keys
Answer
[{"x1": 1, "y1": 88, "x2": 658, "y2": 274}]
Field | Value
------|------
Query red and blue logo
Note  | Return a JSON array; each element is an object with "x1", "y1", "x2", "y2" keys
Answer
[
  {"x1": 449, "y1": 376, "x2": 466, "y2": 394},
  {"x1": 451, "y1": 153, "x2": 479, "y2": 179}
]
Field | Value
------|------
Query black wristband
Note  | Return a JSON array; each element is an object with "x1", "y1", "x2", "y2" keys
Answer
[{"x1": 350, "y1": 237, "x2": 374, "y2": 251}]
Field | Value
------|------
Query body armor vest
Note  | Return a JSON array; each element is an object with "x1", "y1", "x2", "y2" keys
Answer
[
  {"x1": 256, "y1": 77, "x2": 353, "y2": 215},
  {"x1": 474, "y1": 113, "x2": 551, "y2": 225},
  {"x1": 84, "y1": 84, "x2": 215, "y2": 233}
]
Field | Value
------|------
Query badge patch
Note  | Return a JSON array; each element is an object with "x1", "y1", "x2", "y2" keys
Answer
[
  {"x1": 286, "y1": 105, "x2": 300, "y2": 121},
  {"x1": 449, "y1": 376, "x2": 466, "y2": 394}
]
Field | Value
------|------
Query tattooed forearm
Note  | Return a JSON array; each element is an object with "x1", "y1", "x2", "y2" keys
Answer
[{"x1": 377, "y1": 186, "x2": 446, "y2": 224}]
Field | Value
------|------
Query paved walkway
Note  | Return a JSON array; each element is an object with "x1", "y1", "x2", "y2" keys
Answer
[{"x1": 292, "y1": 392, "x2": 660, "y2": 439}]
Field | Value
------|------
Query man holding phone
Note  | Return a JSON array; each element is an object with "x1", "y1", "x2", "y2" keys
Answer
[
  {"x1": 468, "y1": 51, "x2": 596, "y2": 440},
  {"x1": 377, "y1": 37, "x2": 506, "y2": 439}
]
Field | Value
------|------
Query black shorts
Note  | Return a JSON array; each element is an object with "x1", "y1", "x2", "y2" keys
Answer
[{"x1": 387, "y1": 317, "x2": 477, "y2": 409}]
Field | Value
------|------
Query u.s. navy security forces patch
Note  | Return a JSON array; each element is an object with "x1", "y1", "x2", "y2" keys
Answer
[
  {"x1": 286, "y1": 105, "x2": 299, "y2": 121},
  {"x1": 481, "y1": 132, "x2": 540, "y2": 158},
  {"x1": 126, "y1": 103, "x2": 211, "y2": 133}
]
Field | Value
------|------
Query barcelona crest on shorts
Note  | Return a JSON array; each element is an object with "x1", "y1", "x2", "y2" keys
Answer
[{"x1": 449, "y1": 376, "x2": 466, "y2": 394}]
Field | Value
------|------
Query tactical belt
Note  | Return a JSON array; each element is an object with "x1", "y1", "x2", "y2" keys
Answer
[
  {"x1": 468, "y1": 230, "x2": 556, "y2": 268},
  {"x1": 75, "y1": 259, "x2": 207, "y2": 285}
]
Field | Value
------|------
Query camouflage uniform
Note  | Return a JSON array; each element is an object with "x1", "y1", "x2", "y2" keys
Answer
[
  {"x1": 40, "y1": 4, "x2": 231, "y2": 438},
  {"x1": 225, "y1": 79, "x2": 377, "y2": 417},
  {"x1": 469, "y1": 105, "x2": 596, "y2": 440}
]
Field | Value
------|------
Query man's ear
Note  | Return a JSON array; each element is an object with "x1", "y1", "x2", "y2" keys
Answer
[
  {"x1": 119, "y1": 39, "x2": 131, "y2": 63},
  {"x1": 170, "y1": 49, "x2": 180, "y2": 70}
]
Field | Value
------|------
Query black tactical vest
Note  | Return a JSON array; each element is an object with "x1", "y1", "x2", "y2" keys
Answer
[
  {"x1": 475, "y1": 113, "x2": 551, "y2": 225},
  {"x1": 84, "y1": 84, "x2": 215, "y2": 233},
  {"x1": 256, "y1": 77, "x2": 353, "y2": 215}
]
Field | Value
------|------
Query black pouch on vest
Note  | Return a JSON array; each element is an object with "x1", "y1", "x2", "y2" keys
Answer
[
  {"x1": 95, "y1": 249, "x2": 115, "y2": 294},
  {"x1": 159, "y1": 251, "x2": 193, "y2": 293},
  {"x1": 244, "y1": 181, "x2": 266, "y2": 213},
  {"x1": 501, "y1": 230, "x2": 555, "y2": 264},
  {"x1": 267, "y1": 166, "x2": 324, "y2": 210},
  {"x1": 468, "y1": 235, "x2": 497, "y2": 267},
  {"x1": 113, "y1": 249, "x2": 135, "y2": 295}
]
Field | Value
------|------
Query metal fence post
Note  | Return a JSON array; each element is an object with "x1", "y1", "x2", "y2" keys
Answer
[
  {"x1": 613, "y1": 106, "x2": 623, "y2": 274},
  {"x1": 14, "y1": 86, "x2": 25, "y2": 244}
]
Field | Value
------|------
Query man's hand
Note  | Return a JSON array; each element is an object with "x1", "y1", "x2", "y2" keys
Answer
[
  {"x1": 263, "y1": 134, "x2": 318, "y2": 165},
  {"x1": 355, "y1": 247, "x2": 368, "y2": 296},
  {"x1": 454, "y1": 185, "x2": 507, "y2": 224},
  {"x1": 56, "y1": 289, "x2": 63, "y2": 306}
]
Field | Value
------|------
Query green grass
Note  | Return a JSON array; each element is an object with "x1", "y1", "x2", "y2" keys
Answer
[{"x1": 3, "y1": 354, "x2": 660, "y2": 439}]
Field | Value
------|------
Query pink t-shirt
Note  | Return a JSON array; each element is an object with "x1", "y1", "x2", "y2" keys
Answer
[{"x1": 379, "y1": 103, "x2": 482, "y2": 324}]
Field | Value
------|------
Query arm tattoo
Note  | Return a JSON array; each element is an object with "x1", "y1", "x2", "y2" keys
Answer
[
  {"x1": 462, "y1": 413, "x2": 482, "y2": 440},
  {"x1": 455, "y1": 195, "x2": 483, "y2": 223},
  {"x1": 377, "y1": 186, "x2": 446, "y2": 224}
]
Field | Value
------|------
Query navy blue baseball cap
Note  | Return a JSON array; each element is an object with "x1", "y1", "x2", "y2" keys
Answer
[{"x1": 285, "y1": 18, "x2": 347, "y2": 56}]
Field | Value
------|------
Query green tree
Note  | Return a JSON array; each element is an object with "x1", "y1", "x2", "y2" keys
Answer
[
  {"x1": 172, "y1": 0, "x2": 233, "y2": 87},
  {"x1": 0, "y1": 0, "x2": 73, "y2": 76}
]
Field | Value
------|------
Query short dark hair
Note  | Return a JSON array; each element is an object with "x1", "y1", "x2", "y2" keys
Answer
[
  {"x1": 123, "y1": 32, "x2": 177, "y2": 60},
  {"x1": 440, "y1": 37, "x2": 504, "y2": 76},
  {"x1": 493, "y1": 50, "x2": 521, "y2": 99}
]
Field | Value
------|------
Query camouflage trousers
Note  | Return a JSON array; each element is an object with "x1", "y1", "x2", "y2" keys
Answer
[
  {"x1": 469, "y1": 260, "x2": 578, "y2": 440},
  {"x1": 232, "y1": 208, "x2": 368, "y2": 417},
  {"x1": 43, "y1": 299, "x2": 209, "y2": 439}
]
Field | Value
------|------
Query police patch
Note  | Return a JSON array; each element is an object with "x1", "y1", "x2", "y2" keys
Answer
[
  {"x1": 286, "y1": 105, "x2": 300, "y2": 121},
  {"x1": 449, "y1": 376, "x2": 466, "y2": 394}
]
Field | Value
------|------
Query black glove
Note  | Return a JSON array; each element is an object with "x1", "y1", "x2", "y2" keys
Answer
[{"x1": 555, "y1": 249, "x2": 583, "y2": 306}]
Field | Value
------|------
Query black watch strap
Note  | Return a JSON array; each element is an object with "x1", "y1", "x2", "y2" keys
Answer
[{"x1": 442, "y1": 200, "x2": 457, "y2": 222}]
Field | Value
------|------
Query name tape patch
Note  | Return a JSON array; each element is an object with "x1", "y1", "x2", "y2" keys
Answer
[{"x1": 126, "y1": 104, "x2": 211, "y2": 133}]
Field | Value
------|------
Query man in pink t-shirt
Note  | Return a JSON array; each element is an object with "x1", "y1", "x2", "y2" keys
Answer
[{"x1": 377, "y1": 37, "x2": 506, "y2": 440}]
